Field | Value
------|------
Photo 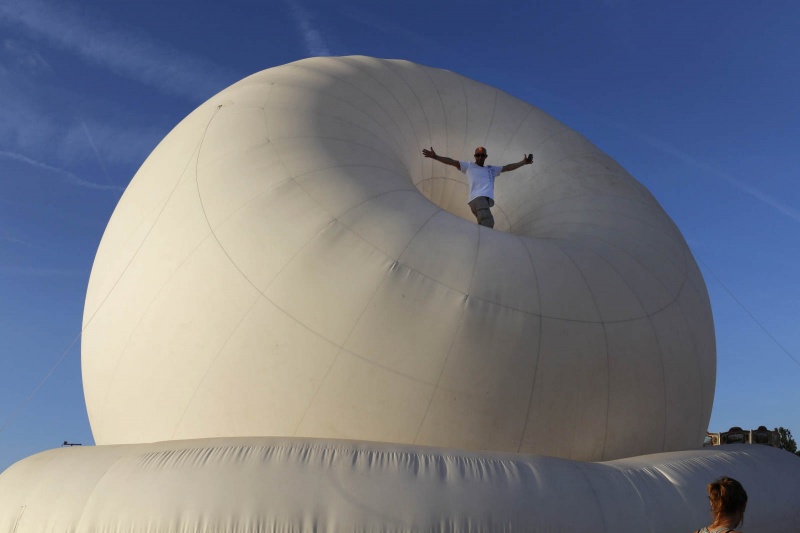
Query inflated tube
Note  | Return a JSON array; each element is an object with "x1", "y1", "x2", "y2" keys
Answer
[{"x1": 82, "y1": 56, "x2": 715, "y2": 461}]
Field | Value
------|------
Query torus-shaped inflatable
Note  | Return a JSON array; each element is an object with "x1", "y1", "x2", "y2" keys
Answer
[{"x1": 80, "y1": 56, "x2": 714, "y2": 461}]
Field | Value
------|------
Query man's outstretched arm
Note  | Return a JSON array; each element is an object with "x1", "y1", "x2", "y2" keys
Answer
[
  {"x1": 501, "y1": 154, "x2": 534, "y2": 173},
  {"x1": 422, "y1": 147, "x2": 461, "y2": 170}
]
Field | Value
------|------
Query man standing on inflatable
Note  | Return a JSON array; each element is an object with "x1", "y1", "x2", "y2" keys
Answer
[{"x1": 422, "y1": 146, "x2": 533, "y2": 228}]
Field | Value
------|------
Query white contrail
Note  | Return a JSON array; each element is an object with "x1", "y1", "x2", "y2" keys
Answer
[
  {"x1": 339, "y1": 6, "x2": 440, "y2": 51},
  {"x1": 0, "y1": 0, "x2": 234, "y2": 101},
  {"x1": 613, "y1": 121, "x2": 800, "y2": 224},
  {"x1": 0, "y1": 149, "x2": 124, "y2": 191},
  {"x1": 285, "y1": 0, "x2": 331, "y2": 57},
  {"x1": 80, "y1": 120, "x2": 112, "y2": 185},
  {"x1": 0, "y1": 265, "x2": 86, "y2": 276}
]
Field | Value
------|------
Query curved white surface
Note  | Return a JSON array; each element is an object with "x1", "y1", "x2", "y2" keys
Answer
[
  {"x1": 82, "y1": 56, "x2": 715, "y2": 461},
  {"x1": 1, "y1": 437, "x2": 799, "y2": 533}
]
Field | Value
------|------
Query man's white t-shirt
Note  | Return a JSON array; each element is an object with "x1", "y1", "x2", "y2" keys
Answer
[{"x1": 459, "y1": 161, "x2": 503, "y2": 203}]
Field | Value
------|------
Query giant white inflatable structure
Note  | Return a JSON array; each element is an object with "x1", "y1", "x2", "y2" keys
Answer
[
  {"x1": 81, "y1": 55, "x2": 715, "y2": 460},
  {"x1": 1, "y1": 56, "x2": 798, "y2": 532}
]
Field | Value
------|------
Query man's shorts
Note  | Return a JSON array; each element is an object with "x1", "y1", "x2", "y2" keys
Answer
[{"x1": 468, "y1": 196, "x2": 495, "y2": 228}]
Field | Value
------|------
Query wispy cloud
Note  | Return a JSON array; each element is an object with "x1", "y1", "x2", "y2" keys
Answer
[
  {"x1": 0, "y1": 0, "x2": 234, "y2": 101},
  {"x1": 338, "y1": 6, "x2": 441, "y2": 51},
  {"x1": 0, "y1": 69, "x2": 55, "y2": 152},
  {"x1": 3, "y1": 38, "x2": 52, "y2": 74},
  {"x1": 0, "y1": 265, "x2": 87, "y2": 277},
  {"x1": 730, "y1": 180, "x2": 800, "y2": 224},
  {"x1": 0, "y1": 229, "x2": 45, "y2": 251},
  {"x1": 0, "y1": 149, "x2": 124, "y2": 192},
  {"x1": 80, "y1": 120, "x2": 111, "y2": 184},
  {"x1": 0, "y1": 41, "x2": 160, "y2": 183},
  {"x1": 613, "y1": 122, "x2": 800, "y2": 224},
  {"x1": 285, "y1": 0, "x2": 331, "y2": 57},
  {"x1": 57, "y1": 119, "x2": 161, "y2": 169}
]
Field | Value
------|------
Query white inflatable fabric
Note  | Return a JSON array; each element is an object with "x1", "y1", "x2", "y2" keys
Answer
[
  {"x1": 1, "y1": 437, "x2": 799, "y2": 533},
  {"x1": 81, "y1": 56, "x2": 715, "y2": 461}
]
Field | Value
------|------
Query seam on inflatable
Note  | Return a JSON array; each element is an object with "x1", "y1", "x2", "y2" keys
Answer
[
  {"x1": 496, "y1": 106, "x2": 537, "y2": 163},
  {"x1": 649, "y1": 312, "x2": 671, "y2": 454},
  {"x1": 310, "y1": 257, "x2": 403, "y2": 422},
  {"x1": 600, "y1": 323, "x2": 612, "y2": 461},
  {"x1": 458, "y1": 71, "x2": 469, "y2": 162},
  {"x1": 201, "y1": 103, "x2": 351, "y2": 439},
  {"x1": 615, "y1": 466, "x2": 652, "y2": 531},
  {"x1": 574, "y1": 238, "x2": 670, "y2": 457},
  {"x1": 94, "y1": 106, "x2": 221, "y2": 434},
  {"x1": 670, "y1": 276, "x2": 707, "y2": 447},
  {"x1": 491, "y1": 203, "x2": 513, "y2": 232},
  {"x1": 567, "y1": 231, "x2": 683, "y2": 312},
  {"x1": 332, "y1": 190, "x2": 427, "y2": 246},
  {"x1": 251, "y1": 108, "x2": 402, "y2": 166},
  {"x1": 521, "y1": 195, "x2": 666, "y2": 233},
  {"x1": 550, "y1": 239, "x2": 610, "y2": 459},
  {"x1": 415, "y1": 176, "x2": 470, "y2": 187},
  {"x1": 258, "y1": 71, "x2": 447, "y2": 435},
  {"x1": 195, "y1": 88, "x2": 375, "y2": 440},
  {"x1": 180, "y1": 96, "x2": 301, "y2": 440},
  {"x1": 529, "y1": 222, "x2": 685, "y2": 288},
  {"x1": 275, "y1": 157, "x2": 413, "y2": 184},
  {"x1": 232, "y1": 209, "x2": 692, "y2": 328},
  {"x1": 527, "y1": 196, "x2": 671, "y2": 231},
  {"x1": 230, "y1": 208, "x2": 535, "y2": 394},
  {"x1": 526, "y1": 165, "x2": 649, "y2": 197},
  {"x1": 652, "y1": 462, "x2": 698, "y2": 525},
  {"x1": 72, "y1": 453, "x2": 126, "y2": 532},
  {"x1": 548, "y1": 234, "x2": 687, "y2": 320},
  {"x1": 187, "y1": 100, "x2": 352, "y2": 213},
  {"x1": 382, "y1": 60, "x2": 433, "y2": 187},
  {"x1": 289, "y1": 162, "x2": 409, "y2": 185},
  {"x1": 369, "y1": 60, "x2": 431, "y2": 170},
  {"x1": 348, "y1": 56, "x2": 421, "y2": 137},
  {"x1": 520, "y1": 208, "x2": 685, "y2": 252},
  {"x1": 268, "y1": 135, "x2": 405, "y2": 170},
  {"x1": 566, "y1": 235, "x2": 655, "y2": 315},
  {"x1": 418, "y1": 62, "x2": 449, "y2": 179},
  {"x1": 170, "y1": 294, "x2": 262, "y2": 440},
  {"x1": 411, "y1": 220, "x2": 480, "y2": 446},
  {"x1": 291, "y1": 61, "x2": 410, "y2": 163},
  {"x1": 394, "y1": 208, "x2": 447, "y2": 268},
  {"x1": 505, "y1": 149, "x2": 622, "y2": 231},
  {"x1": 516, "y1": 233, "x2": 544, "y2": 453},
  {"x1": 519, "y1": 211, "x2": 671, "y2": 242},
  {"x1": 574, "y1": 461, "x2": 610, "y2": 532},
  {"x1": 483, "y1": 88, "x2": 498, "y2": 148},
  {"x1": 528, "y1": 179, "x2": 663, "y2": 215},
  {"x1": 432, "y1": 70, "x2": 454, "y2": 208},
  {"x1": 670, "y1": 255, "x2": 702, "y2": 441},
  {"x1": 97, "y1": 231, "x2": 217, "y2": 439},
  {"x1": 82, "y1": 194, "x2": 168, "y2": 320},
  {"x1": 521, "y1": 125, "x2": 573, "y2": 168},
  {"x1": 263, "y1": 78, "x2": 405, "y2": 153}
]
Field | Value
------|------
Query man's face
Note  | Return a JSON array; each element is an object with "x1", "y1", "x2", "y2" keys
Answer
[{"x1": 474, "y1": 147, "x2": 487, "y2": 166}]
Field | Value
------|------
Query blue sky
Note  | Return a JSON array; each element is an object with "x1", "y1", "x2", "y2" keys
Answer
[{"x1": 1, "y1": 0, "x2": 799, "y2": 471}]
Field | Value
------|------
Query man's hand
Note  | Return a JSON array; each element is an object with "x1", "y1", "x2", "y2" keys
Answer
[
  {"x1": 502, "y1": 154, "x2": 534, "y2": 173},
  {"x1": 422, "y1": 147, "x2": 460, "y2": 169}
]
